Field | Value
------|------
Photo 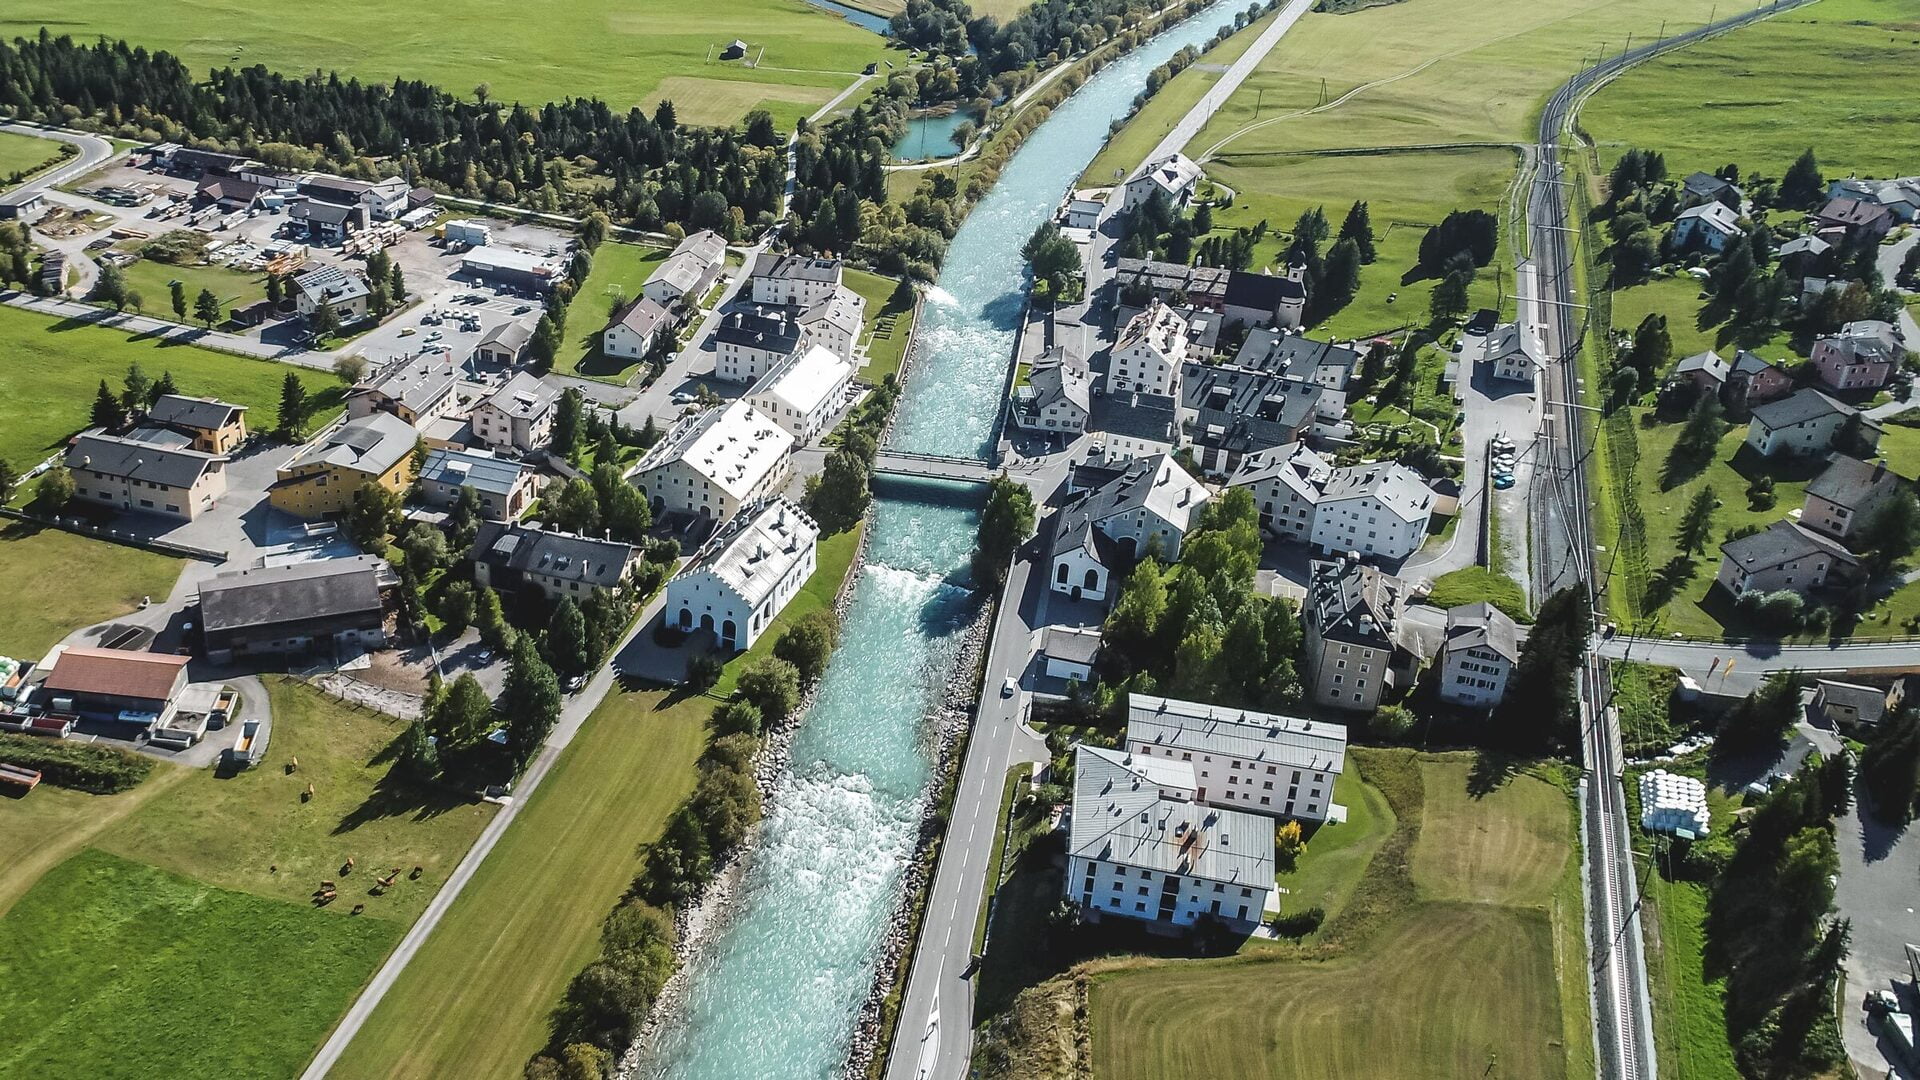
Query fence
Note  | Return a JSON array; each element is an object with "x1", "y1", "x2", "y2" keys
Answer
[{"x1": 0, "y1": 505, "x2": 228, "y2": 562}]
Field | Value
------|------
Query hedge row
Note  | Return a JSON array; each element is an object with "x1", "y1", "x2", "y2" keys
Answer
[{"x1": 0, "y1": 733, "x2": 155, "y2": 794}]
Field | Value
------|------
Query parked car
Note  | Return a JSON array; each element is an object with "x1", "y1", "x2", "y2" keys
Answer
[
  {"x1": 1001, "y1": 676, "x2": 1017, "y2": 698},
  {"x1": 565, "y1": 674, "x2": 587, "y2": 693}
]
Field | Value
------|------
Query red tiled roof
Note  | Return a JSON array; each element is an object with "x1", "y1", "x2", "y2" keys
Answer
[{"x1": 43, "y1": 647, "x2": 189, "y2": 701}]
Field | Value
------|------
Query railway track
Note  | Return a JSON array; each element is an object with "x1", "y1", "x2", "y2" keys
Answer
[{"x1": 1522, "y1": 2, "x2": 1823, "y2": 1075}]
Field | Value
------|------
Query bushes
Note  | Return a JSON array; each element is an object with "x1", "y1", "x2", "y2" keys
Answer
[
  {"x1": 0, "y1": 733, "x2": 153, "y2": 793},
  {"x1": 536, "y1": 898, "x2": 677, "y2": 1073}
]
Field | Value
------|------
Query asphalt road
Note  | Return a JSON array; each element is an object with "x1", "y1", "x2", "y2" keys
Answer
[
  {"x1": 1133, "y1": 0, "x2": 1312, "y2": 173},
  {"x1": 0, "y1": 120, "x2": 113, "y2": 194}
]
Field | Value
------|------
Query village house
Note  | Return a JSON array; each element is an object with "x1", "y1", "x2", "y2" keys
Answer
[
  {"x1": 750, "y1": 252, "x2": 843, "y2": 308},
  {"x1": 602, "y1": 295, "x2": 674, "y2": 363},
  {"x1": 473, "y1": 320, "x2": 534, "y2": 367},
  {"x1": 664, "y1": 497, "x2": 819, "y2": 652},
  {"x1": 348, "y1": 352, "x2": 463, "y2": 428},
  {"x1": 196, "y1": 556, "x2": 394, "y2": 664},
  {"x1": 469, "y1": 372, "x2": 560, "y2": 455},
  {"x1": 1437, "y1": 602, "x2": 1518, "y2": 710},
  {"x1": 1065, "y1": 742, "x2": 1274, "y2": 931},
  {"x1": 288, "y1": 198, "x2": 364, "y2": 245},
  {"x1": 1228, "y1": 444, "x2": 1433, "y2": 561},
  {"x1": 1039, "y1": 625, "x2": 1102, "y2": 682},
  {"x1": 298, "y1": 173, "x2": 409, "y2": 221},
  {"x1": 1801, "y1": 453, "x2": 1905, "y2": 542},
  {"x1": 1811, "y1": 320, "x2": 1904, "y2": 393},
  {"x1": 1744, "y1": 388, "x2": 1881, "y2": 457},
  {"x1": 1302, "y1": 554, "x2": 1415, "y2": 712},
  {"x1": 470, "y1": 522, "x2": 640, "y2": 602},
  {"x1": 1670, "y1": 350, "x2": 1731, "y2": 396},
  {"x1": 1826, "y1": 176, "x2": 1920, "y2": 222},
  {"x1": 416, "y1": 447, "x2": 538, "y2": 520},
  {"x1": 630, "y1": 401, "x2": 794, "y2": 525},
  {"x1": 1715, "y1": 519, "x2": 1858, "y2": 600},
  {"x1": 1673, "y1": 200, "x2": 1741, "y2": 253},
  {"x1": 292, "y1": 264, "x2": 370, "y2": 323},
  {"x1": 144, "y1": 394, "x2": 248, "y2": 454},
  {"x1": 1179, "y1": 365, "x2": 1346, "y2": 476},
  {"x1": 1813, "y1": 197, "x2": 1895, "y2": 245},
  {"x1": 1811, "y1": 678, "x2": 1897, "y2": 730},
  {"x1": 1062, "y1": 196, "x2": 1103, "y2": 230},
  {"x1": 1475, "y1": 322, "x2": 1546, "y2": 384},
  {"x1": 714, "y1": 307, "x2": 805, "y2": 384},
  {"x1": 1123, "y1": 152, "x2": 1204, "y2": 212},
  {"x1": 1011, "y1": 347, "x2": 1092, "y2": 435},
  {"x1": 1124, "y1": 693, "x2": 1348, "y2": 824},
  {"x1": 1048, "y1": 453, "x2": 1209, "y2": 603},
  {"x1": 1724, "y1": 350, "x2": 1794, "y2": 412},
  {"x1": 64, "y1": 428, "x2": 228, "y2": 522},
  {"x1": 746, "y1": 344, "x2": 856, "y2": 445},
  {"x1": 1231, "y1": 328, "x2": 1363, "y2": 391},
  {"x1": 1108, "y1": 301, "x2": 1190, "y2": 397},
  {"x1": 1680, "y1": 171, "x2": 1742, "y2": 208},
  {"x1": 271, "y1": 411, "x2": 417, "y2": 519},
  {"x1": 796, "y1": 285, "x2": 867, "y2": 363}
]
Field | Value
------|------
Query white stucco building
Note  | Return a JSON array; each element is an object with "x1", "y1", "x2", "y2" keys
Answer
[
  {"x1": 750, "y1": 253, "x2": 843, "y2": 308},
  {"x1": 664, "y1": 498, "x2": 819, "y2": 652},
  {"x1": 1107, "y1": 301, "x2": 1189, "y2": 397},
  {"x1": 746, "y1": 344, "x2": 856, "y2": 445},
  {"x1": 1229, "y1": 445, "x2": 1434, "y2": 561},
  {"x1": 1048, "y1": 453, "x2": 1210, "y2": 604},
  {"x1": 1125, "y1": 694, "x2": 1348, "y2": 824},
  {"x1": 796, "y1": 285, "x2": 867, "y2": 363},
  {"x1": 631, "y1": 401, "x2": 794, "y2": 525},
  {"x1": 1437, "y1": 601, "x2": 1518, "y2": 710}
]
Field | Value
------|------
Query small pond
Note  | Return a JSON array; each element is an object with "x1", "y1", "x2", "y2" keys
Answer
[
  {"x1": 798, "y1": 0, "x2": 894, "y2": 36},
  {"x1": 889, "y1": 110, "x2": 970, "y2": 162}
]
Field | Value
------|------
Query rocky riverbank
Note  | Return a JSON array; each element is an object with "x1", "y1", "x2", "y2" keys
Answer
[
  {"x1": 840, "y1": 598, "x2": 994, "y2": 1079},
  {"x1": 616, "y1": 519, "x2": 880, "y2": 1080}
]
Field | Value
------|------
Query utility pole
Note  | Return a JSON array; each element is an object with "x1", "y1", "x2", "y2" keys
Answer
[{"x1": 1254, "y1": 86, "x2": 1264, "y2": 119}]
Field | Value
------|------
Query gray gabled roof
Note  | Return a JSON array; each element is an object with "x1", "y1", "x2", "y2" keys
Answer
[
  {"x1": 480, "y1": 371, "x2": 560, "y2": 421},
  {"x1": 1749, "y1": 387, "x2": 1857, "y2": 431},
  {"x1": 1127, "y1": 693, "x2": 1347, "y2": 775},
  {"x1": 1068, "y1": 744, "x2": 1274, "y2": 886},
  {"x1": 1232, "y1": 328, "x2": 1362, "y2": 387},
  {"x1": 282, "y1": 411, "x2": 416, "y2": 476},
  {"x1": 1443, "y1": 601, "x2": 1519, "y2": 661},
  {"x1": 66, "y1": 428, "x2": 223, "y2": 488},
  {"x1": 714, "y1": 307, "x2": 802, "y2": 352},
  {"x1": 198, "y1": 555, "x2": 389, "y2": 633},
  {"x1": 1673, "y1": 350, "x2": 1729, "y2": 383},
  {"x1": 1805, "y1": 452, "x2": 1904, "y2": 510},
  {"x1": 147, "y1": 394, "x2": 246, "y2": 433},
  {"x1": 470, "y1": 522, "x2": 637, "y2": 588},
  {"x1": 1307, "y1": 556, "x2": 1404, "y2": 647},
  {"x1": 607, "y1": 295, "x2": 671, "y2": 338},
  {"x1": 751, "y1": 252, "x2": 842, "y2": 284},
  {"x1": 1720, "y1": 519, "x2": 1858, "y2": 572},
  {"x1": 478, "y1": 320, "x2": 533, "y2": 353}
]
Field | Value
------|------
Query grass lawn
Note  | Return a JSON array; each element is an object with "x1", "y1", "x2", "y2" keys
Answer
[
  {"x1": 1614, "y1": 661, "x2": 1683, "y2": 757},
  {"x1": 328, "y1": 687, "x2": 709, "y2": 1080},
  {"x1": 0, "y1": 304, "x2": 345, "y2": 469},
  {"x1": 1641, "y1": 871, "x2": 1739, "y2": 1080},
  {"x1": 1079, "y1": 9, "x2": 1280, "y2": 188},
  {"x1": 1581, "y1": 0, "x2": 1920, "y2": 181},
  {"x1": 1187, "y1": 0, "x2": 1722, "y2": 161},
  {"x1": 1202, "y1": 149, "x2": 1511, "y2": 338},
  {"x1": 0, "y1": 848, "x2": 401, "y2": 1080},
  {"x1": 845, "y1": 268, "x2": 917, "y2": 383},
  {"x1": 1611, "y1": 275, "x2": 1797, "y2": 362},
  {"x1": 1424, "y1": 565, "x2": 1531, "y2": 623},
  {"x1": 0, "y1": 766, "x2": 189, "y2": 915},
  {"x1": 0, "y1": 522, "x2": 184, "y2": 659},
  {"x1": 712, "y1": 523, "x2": 863, "y2": 697},
  {"x1": 1262, "y1": 761, "x2": 1395, "y2": 929},
  {"x1": 1080, "y1": 751, "x2": 1586, "y2": 1080},
  {"x1": 0, "y1": 129, "x2": 66, "y2": 179},
  {"x1": 92, "y1": 678, "x2": 498, "y2": 924},
  {"x1": 116, "y1": 255, "x2": 269, "y2": 317},
  {"x1": 564, "y1": 241, "x2": 668, "y2": 381},
  {"x1": 0, "y1": 0, "x2": 888, "y2": 128}
]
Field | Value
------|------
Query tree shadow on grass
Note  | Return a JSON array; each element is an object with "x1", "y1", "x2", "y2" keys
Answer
[
  {"x1": 1465, "y1": 750, "x2": 1522, "y2": 797},
  {"x1": 1644, "y1": 554, "x2": 1698, "y2": 615},
  {"x1": 333, "y1": 770, "x2": 475, "y2": 834}
]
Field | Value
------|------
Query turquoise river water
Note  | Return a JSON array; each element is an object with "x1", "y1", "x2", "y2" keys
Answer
[{"x1": 647, "y1": 7, "x2": 1242, "y2": 1077}]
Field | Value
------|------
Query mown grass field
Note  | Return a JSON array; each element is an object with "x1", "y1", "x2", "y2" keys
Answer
[
  {"x1": 1260, "y1": 762, "x2": 1394, "y2": 929},
  {"x1": 0, "y1": 522, "x2": 183, "y2": 659},
  {"x1": 0, "y1": 304, "x2": 345, "y2": 468},
  {"x1": 116, "y1": 255, "x2": 270, "y2": 319},
  {"x1": 0, "y1": 130, "x2": 66, "y2": 179},
  {"x1": 1611, "y1": 275, "x2": 1796, "y2": 364},
  {"x1": 328, "y1": 687, "x2": 710, "y2": 1080},
  {"x1": 1425, "y1": 565, "x2": 1531, "y2": 622},
  {"x1": 0, "y1": 678, "x2": 493, "y2": 1078},
  {"x1": 1086, "y1": 751, "x2": 1586, "y2": 1080},
  {"x1": 1187, "y1": 0, "x2": 1723, "y2": 160},
  {"x1": 93, "y1": 678, "x2": 498, "y2": 923},
  {"x1": 1203, "y1": 149, "x2": 1511, "y2": 338},
  {"x1": 1079, "y1": 9, "x2": 1280, "y2": 187},
  {"x1": 845, "y1": 267, "x2": 917, "y2": 383},
  {"x1": 1581, "y1": 0, "x2": 1920, "y2": 180},
  {"x1": 0, "y1": 0, "x2": 888, "y2": 127},
  {"x1": 0, "y1": 849, "x2": 402, "y2": 1080},
  {"x1": 564, "y1": 240, "x2": 668, "y2": 380}
]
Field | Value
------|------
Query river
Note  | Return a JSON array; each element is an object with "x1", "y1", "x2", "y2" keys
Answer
[{"x1": 643, "y1": 7, "x2": 1241, "y2": 1077}]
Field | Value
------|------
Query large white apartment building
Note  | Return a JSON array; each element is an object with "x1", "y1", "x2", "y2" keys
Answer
[
  {"x1": 796, "y1": 285, "x2": 866, "y2": 363},
  {"x1": 1066, "y1": 744, "x2": 1274, "y2": 931},
  {"x1": 1107, "y1": 301, "x2": 1189, "y2": 397},
  {"x1": 1123, "y1": 694, "x2": 1348, "y2": 823},
  {"x1": 747, "y1": 344, "x2": 855, "y2": 445},
  {"x1": 750, "y1": 253, "x2": 843, "y2": 308},
  {"x1": 665, "y1": 498, "x2": 819, "y2": 652},
  {"x1": 1229, "y1": 445, "x2": 1434, "y2": 561},
  {"x1": 631, "y1": 401, "x2": 794, "y2": 525}
]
